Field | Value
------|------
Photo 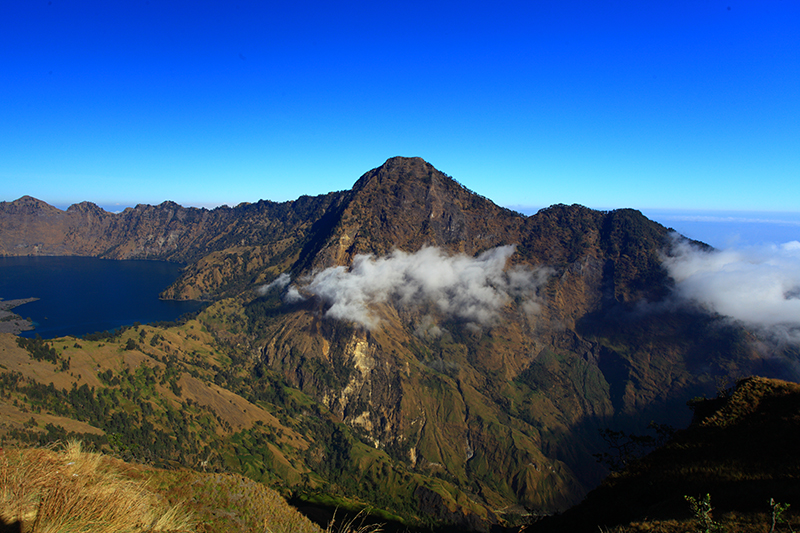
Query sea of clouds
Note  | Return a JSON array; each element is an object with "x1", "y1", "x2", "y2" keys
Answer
[
  {"x1": 662, "y1": 235, "x2": 800, "y2": 344},
  {"x1": 258, "y1": 245, "x2": 552, "y2": 331}
]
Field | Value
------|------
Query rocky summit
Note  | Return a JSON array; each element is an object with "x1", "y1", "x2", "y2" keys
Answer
[{"x1": 1, "y1": 157, "x2": 795, "y2": 531}]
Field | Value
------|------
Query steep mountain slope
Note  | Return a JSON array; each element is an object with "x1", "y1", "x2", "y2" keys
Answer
[
  {"x1": 1, "y1": 157, "x2": 793, "y2": 530},
  {"x1": 0, "y1": 320, "x2": 501, "y2": 531}
]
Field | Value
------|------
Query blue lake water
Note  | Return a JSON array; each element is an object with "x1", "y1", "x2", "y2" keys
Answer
[{"x1": 0, "y1": 256, "x2": 204, "y2": 339}]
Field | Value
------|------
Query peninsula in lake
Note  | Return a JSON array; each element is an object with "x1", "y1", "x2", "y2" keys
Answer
[{"x1": 0, "y1": 298, "x2": 37, "y2": 334}]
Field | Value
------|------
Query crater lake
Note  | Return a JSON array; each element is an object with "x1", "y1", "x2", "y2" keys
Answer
[{"x1": 0, "y1": 256, "x2": 205, "y2": 339}]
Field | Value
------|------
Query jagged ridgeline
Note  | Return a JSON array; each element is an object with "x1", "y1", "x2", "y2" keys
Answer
[{"x1": 0, "y1": 157, "x2": 790, "y2": 531}]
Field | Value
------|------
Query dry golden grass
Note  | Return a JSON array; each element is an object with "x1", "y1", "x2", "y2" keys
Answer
[
  {"x1": 0, "y1": 440, "x2": 195, "y2": 532},
  {"x1": 149, "y1": 469, "x2": 323, "y2": 533}
]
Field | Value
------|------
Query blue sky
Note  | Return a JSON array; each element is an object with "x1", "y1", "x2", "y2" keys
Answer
[{"x1": 2, "y1": 2, "x2": 799, "y2": 229}]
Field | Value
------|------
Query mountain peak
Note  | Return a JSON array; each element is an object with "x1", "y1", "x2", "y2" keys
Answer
[
  {"x1": 296, "y1": 157, "x2": 526, "y2": 270},
  {"x1": 66, "y1": 201, "x2": 108, "y2": 216},
  {"x1": 352, "y1": 156, "x2": 438, "y2": 192},
  {"x1": 0, "y1": 196, "x2": 63, "y2": 215},
  {"x1": 382, "y1": 155, "x2": 429, "y2": 167}
]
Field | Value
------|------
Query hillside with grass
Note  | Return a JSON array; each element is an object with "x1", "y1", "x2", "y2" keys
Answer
[
  {"x1": 528, "y1": 376, "x2": 800, "y2": 532},
  {"x1": 0, "y1": 439, "x2": 325, "y2": 533},
  {"x1": 0, "y1": 314, "x2": 500, "y2": 531}
]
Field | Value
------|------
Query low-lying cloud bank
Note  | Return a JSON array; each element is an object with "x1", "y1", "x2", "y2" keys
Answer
[
  {"x1": 663, "y1": 236, "x2": 800, "y2": 343},
  {"x1": 261, "y1": 246, "x2": 551, "y2": 331},
  {"x1": 259, "y1": 238, "x2": 800, "y2": 345}
]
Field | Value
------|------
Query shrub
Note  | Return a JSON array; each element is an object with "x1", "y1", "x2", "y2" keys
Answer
[{"x1": 685, "y1": 493, "x2": 725, "y2": 533}]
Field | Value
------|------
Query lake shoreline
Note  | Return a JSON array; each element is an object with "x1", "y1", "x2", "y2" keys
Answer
[{"x1": 0, "y1": 297, "x2": 39, "y2": 335}]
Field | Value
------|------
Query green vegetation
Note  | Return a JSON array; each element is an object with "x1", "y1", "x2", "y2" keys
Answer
[
  {"x1": 685, "y1": 493, "x2": 725, "y2": 533},
  {"x1": 770, "y1": 498, "x2": 794, "y2": 533},
  {"x1": 16, "y1": 335, "x2": 60, "y2": 364},
  {"x1": 0, "y1": 315, "x2": 482, "y2": 530},
  {"x1": 4, "y1": 302, "x2": 797, "y2": 533}
]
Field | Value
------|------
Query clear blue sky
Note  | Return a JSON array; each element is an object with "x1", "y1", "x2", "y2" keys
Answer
[{"x1": 2, "y1": 1, "x2": 799, "y2": 215}]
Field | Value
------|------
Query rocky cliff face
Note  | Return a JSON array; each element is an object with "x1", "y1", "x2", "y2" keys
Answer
[{"x1": 296, "y1": 157, "x2": 527, "y2": 269}]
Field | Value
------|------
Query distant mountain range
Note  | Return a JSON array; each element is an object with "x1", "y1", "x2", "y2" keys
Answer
[{"x1": 1, "y1": 157, "x2": 796, "y2": 531}]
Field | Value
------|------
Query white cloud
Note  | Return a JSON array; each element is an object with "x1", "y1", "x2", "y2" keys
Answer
[
  {"x1": 663, "y1": 236, "x2": 800, "y2": 342},
  {"x1": 282, "y1": 245, "x2": 552, "y2": 331},
  {"x1": 256, "y1": 272, "x2": 291, "y2": 296}
]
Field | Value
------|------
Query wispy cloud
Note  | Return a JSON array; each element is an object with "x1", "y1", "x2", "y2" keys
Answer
[
  {"x1": 274, "y1": 246, "x2": 552, "y2": 331},
  {"x1": 256, "y1": 272, "x2": 291, "y2": 296},
  {"x1": 663, "y1": 235, "x2": 800, "y2": 343}
]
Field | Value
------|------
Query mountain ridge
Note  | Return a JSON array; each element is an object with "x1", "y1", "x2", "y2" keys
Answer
[
  {"x1": 1, "y1": 157, "x2": 793, "y2": 531},
  {"x1": 1, "y1": 156, "x2": 677, "y2": 305}
]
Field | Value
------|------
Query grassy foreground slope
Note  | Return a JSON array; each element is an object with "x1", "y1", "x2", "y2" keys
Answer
[{"x1": 0, "y1": 440, "x2": 322, "y2": 533}]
